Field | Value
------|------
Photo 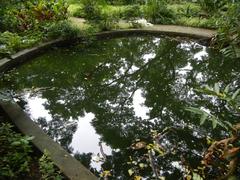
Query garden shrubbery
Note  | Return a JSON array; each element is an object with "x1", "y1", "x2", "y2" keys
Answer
[
  {"x1": 0, "y1": 123, "x2": 33, "y2": 178},
  {"x1": 216, "y1": 2, "x2": 240, "y2": 58},
  {"x1": 0, "y1": 0, "x2": 68, "y2": 33},
  {"x1": 144, "y1": 0, "x2": 175, "y2": 24},
  {"x1": 0, "y1": 0, "x2": 82, "y2": 59},
  {"x1": 81, "y1": 0, "x2": 120, "y2": 31},
  {"x1": 0, "y1": 122, "x2": 64, "y2": 179},
  {"x1": 44, "y1": 20, "x2": 80, "y2": 39},
  {"x1": 198, "y1": 0, "x2": 227, "y2": 14}
]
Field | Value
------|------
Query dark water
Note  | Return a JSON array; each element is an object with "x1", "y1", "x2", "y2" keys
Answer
[{"x1": 1, "y1": 36, "x2": 240, "y2": 179}]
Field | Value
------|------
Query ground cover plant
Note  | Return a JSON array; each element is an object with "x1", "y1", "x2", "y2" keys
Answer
[
  {"x1": 0, "y1": 123, "x2": 33, "y2": 178},
  {"x1": 0, "y1": 121, "x2": 63, "y2": 179}
]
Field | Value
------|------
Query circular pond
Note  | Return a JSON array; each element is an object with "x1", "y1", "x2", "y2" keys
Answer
[{"x1": 1, "y1": 36, "x2": 240, "y2": 179}]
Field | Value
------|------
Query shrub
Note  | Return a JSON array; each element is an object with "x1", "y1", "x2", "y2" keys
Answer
[
  {"x1": 215, "y1": 3, "x2": 240, "y2": 58},
  {"x1": 81, "y1": 0, "x2": 120, "y2": 31},
  {"x1": 0, "y1": 0, "x2": 68, "y2": 32},
  {"x1": 0, "y1": 31, "x2": 41, "y2": 58},
  {"x1": 39, "y1": 151, "x2": 63, "y2": 180},
  {"x1": 198, "y1": 0, "x2": 227, "y2": 14},
  {"x1": 122, "y1": 5, "x2": 143, "y2": 20},
  {"x1": 144, "y1": 0, "x2": 175, "y2": 24},
  {"x1": 72, "y1": 7, "x2": 85, "y2": 18},
  {"x1": 81, "y1": 0, "x2": 102, "y2": 22},
  {"x1": 44, "y1": 20, "x2": 80, "y2": 39},
  {"x1": 98, "y1": 11, "x2": 120, "y2": 31},
  {"x1": 0, "y1": 32, "x2": 23, "y2": 57},
  {"x1": 0, "y1": 123, "x2": 33, "y2": 178}
]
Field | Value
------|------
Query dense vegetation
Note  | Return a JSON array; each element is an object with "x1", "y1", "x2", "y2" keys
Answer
[
  {"x1": 0, "y1": 0, "x2": 80, "y2": 58},
  {"x1": 0, "y1": 0, "x2": 239, "y2": 179},
  {"x1": 0, "y1": 122, "x2": 63, "y2": 179}
]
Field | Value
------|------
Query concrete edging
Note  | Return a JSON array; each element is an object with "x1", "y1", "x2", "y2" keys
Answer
[{"x1": 0, "y1": 28, "x2": 216, "y2": 179}]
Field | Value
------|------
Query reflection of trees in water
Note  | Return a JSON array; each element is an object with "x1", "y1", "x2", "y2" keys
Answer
[{"x1": 1, "y1": 36, "x2": 240, "y2": 178}]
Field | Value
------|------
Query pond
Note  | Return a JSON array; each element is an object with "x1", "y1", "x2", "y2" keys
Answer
[{"x1": 0, "y1": 36, "x2": 240, "y2": 179}]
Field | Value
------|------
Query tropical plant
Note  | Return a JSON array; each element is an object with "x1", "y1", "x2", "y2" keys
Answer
[
  {"x1": 81, "y1": 0, "x2": 102, "y2": 22},
  {"x1": 144, "y1": 0, "x2": 175, "y2": 24},
  {"x1": 186, "y1": 83, "x2": 240, "y2": 130},
  {"x1": 0, "y1": 32, "x2": 22, "y2": 57},
  {"x1": 198, "y1": 0, "x2": 227, "y2": 14},
  {"x1": 0, "y1": 0, "x2": 68, "y2": 32},
  {"x1": 98, "y1": 11, "x2": 120, "y2": 31},
  {"x1": 216, "y1": 2, "x2": 240, "y2": 58},
  {"x1": 0, "y1": 123, "x2": 33, "y2": 178},
  {"x1": 44, "y1": 20, "x2": 80, "y2": 39},
  {"x1": 39, "y1": 150, "x2": 63, "y2": 180},
  {"x1": 186, "y1": 83, "x2": 240, "y2": 179},
  {"x1": 81, "y1": 0, "x2": 120, "y2": 31},
  {"x1": 122, "y1": 5, "x2": 143, "y2": 20},
  {"x1": 0, "y1": 31, "x2": 41, "y2": 58}
]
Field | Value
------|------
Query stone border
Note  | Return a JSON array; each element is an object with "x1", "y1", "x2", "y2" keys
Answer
[
  {"x1": 94, "y1": 29, "x2": 215, "y2": 40},
  {"x1": 0, "y1": 28, "x2": 216, "y2": 179}
]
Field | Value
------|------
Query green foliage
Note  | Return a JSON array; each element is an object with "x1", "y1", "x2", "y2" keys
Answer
[
  {"x1": 105, "y1": 0, "x2": 142, "y2": 5},
  {"x1": 122, "y1": 5, "x2": 143, "y2": 20},
  {"x1": 39, "y1": 150, "x2": 63, "y2": 180},
  {"x1": 81, "y1": 0, "x2": 120, "y2": 31},
  {"x1": 1, "y1": 0, "x2": 68, "y2": 32},
  {"x1": 178, "y1": 4, "x2": 200, "y2": 18},
  {"x1": 44, "y1": 20, "x2": 80, "y2": 39},
  {"x1": 0, "y1": 32, "x2": 22, "y2": 57},
  {"x1": 98, "y1": 11, "x2": 120, "y2": 31},
  {"x1": 0, "y1": 31, "x2": 41, "y2": 58},
  {"x1": 0, "y1": 123, "x2": 33, "y2": 178},
  {"x1": 81, "y1": 0, "x2": 102, "y2": 21},
  {"x1": 198, "y1": 0, "x2": 227, "y2": 14},
  {"x1": 186, "y1": 83, "x2": 240, "y2": 130},
  {"x1": 144, "y1": 0, "x2": 175, "y2": 24},
  {"x1": 216, "y1": 3, "x2": 240, "y2": 58}
]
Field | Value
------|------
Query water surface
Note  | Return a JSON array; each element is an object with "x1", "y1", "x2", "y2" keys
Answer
[{"x1": 1, "y1": 36, "x2": 239, "y2": 179}]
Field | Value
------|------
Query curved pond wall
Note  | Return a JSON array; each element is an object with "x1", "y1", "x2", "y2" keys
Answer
[{"x1": 0, "y1": 28, "x2": 215, "y2": 73}]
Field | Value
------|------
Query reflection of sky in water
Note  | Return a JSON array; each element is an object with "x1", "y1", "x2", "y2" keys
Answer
[
  {"x1": 70, "y1": 112, "x2": 112, "y2": 171},
  {"x1": 20, "y1": 40, "x2": 209, "y2": 170},
  {"x1": 23, "y1": 94, "x2": 113, "y2": 170},
  {"x1": 24, "y1": 93, "x2": 51, "y2": 121},
  {"x1": 133, "y1": 89, "x2": 150, "y2": 119},
  {"x1": 23, "y1": 88, "x2": 151, "y2": 169}
]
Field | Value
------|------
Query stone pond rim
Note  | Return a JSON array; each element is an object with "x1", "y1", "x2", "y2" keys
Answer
[{"x1": 0, "y1": 27, "x2": 217, "y2": 180}]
